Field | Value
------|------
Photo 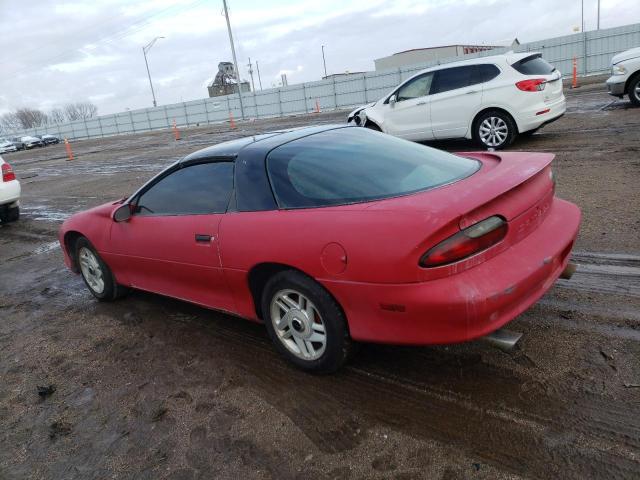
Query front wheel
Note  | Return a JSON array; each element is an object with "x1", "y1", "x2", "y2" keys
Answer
[
  {"x1": 628, "y1": 75, "x2": 640, "y2": 106},
  {"x1": 262, "y1": 270, "x2": 353, "y2": 373},
  {"x1": 0, "y1": 205, "x2": 19, "y2": 223},
  {"x1": 473, "y1": 111, "x2": 517, "y2": 150},
  {"x1": 75, "y1": 237, "x2": 127, "y2": 301}
]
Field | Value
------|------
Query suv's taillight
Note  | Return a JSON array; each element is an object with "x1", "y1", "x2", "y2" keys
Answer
[
  {"x1": 516, "y1": 78, "x2": 546, "y2": 92},
  {"x1": 419, "y1": 216, "x2": 508, "y2": 268},
  {"x1": 1, "y1": 163, "x2": 16, "y2": 182}
]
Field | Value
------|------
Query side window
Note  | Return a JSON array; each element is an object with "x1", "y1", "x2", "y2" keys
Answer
[
  {"x1": 136, "y1": 162, "x2": 234, "y2": 216},
  {"x1": 473, "y1": 64, "x2": 501, "y2": 84},
  {"x1": 395, "y1": 73, "x2": 433, "y2": 102},
  {"x1": 430, "y1": 66, "x2": 475, "y2": 94}
]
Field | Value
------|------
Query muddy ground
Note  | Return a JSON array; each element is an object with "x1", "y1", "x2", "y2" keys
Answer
[{"x1": 1, "y1": 86, "x2": 639, "y2": 479}]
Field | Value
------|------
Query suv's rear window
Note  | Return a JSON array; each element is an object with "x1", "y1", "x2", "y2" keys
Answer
[
  {"x1": 267, "y1": 128, "x2": 479, "y2": 209},
  {"x1": 511, "y1": 54, "x2": 555, "y2": 75}
]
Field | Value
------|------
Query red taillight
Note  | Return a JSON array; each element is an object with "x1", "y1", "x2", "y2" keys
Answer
[
  {"x1": 1, "y1": 163, "x2": 16, "y2": 182},
  {"x1": 515, "y1": 78, "x2": 546, "y2": 92},
  {"x1": 420, "y1": 216, "x2": 508, "y2": 268}
]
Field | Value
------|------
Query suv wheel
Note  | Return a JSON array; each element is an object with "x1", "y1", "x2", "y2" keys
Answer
[
  {"x1": 473, "y1": 110, "x2": 517, "y2": 150},
  {"x1": 628, "y1": 74, "x2": 640, "y2": 106}
]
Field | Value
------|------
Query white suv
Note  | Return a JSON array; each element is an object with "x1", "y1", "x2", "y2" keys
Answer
[
  {"x1": 606, "y1": 46, "x2": 640, "y2": 106},
  {"x1": 347, "y1": 52, "x2": 565, "y2": 149},
  {"x1": 0, "y1": 156, "x2": 21, "y2": 223}
]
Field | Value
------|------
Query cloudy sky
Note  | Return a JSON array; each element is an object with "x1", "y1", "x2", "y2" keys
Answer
[{"x1": 1, "y1": 0, "x2": 638, "y2": 115}]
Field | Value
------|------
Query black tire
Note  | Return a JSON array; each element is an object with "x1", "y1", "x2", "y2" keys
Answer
[
  {"x1": 261, "y1": 270, "x2": 353, "y2": 373},
  {"x1": 473, "y1": 110, "x2": 517, "y2": 150},
  {"x1": 75, "y1": 237, "x2": 127, "y2": 301},
  {"x1": 628, "y1": 74, "x2": 640, "y2": 107},
  {"x1": 0, "y1": 205, "x2": 19, "y2": 223}
]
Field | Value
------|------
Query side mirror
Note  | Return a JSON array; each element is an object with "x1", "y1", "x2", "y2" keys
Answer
[
  {"x1": 113, "y1": 204, "x2": 132, "y2": 222},
  {"x1": 389, "y1": 94, "x2": 397, "y2": 106}
]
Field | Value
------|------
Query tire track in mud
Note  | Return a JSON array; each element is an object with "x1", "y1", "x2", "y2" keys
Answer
[
  {"x1": 557, "y1": 251, "x2": 640, "y2": 298},
  {"x1": 140, "y1": 298, "x2": 640, "y2": 480}
]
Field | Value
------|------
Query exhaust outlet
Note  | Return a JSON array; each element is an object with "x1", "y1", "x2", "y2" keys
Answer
[
  {"x1": 481, "y1": 328, "x2": 522, "y2": 352},
  {"x1": 560, "y1": 262, "x2": 577, "y2": 280}
]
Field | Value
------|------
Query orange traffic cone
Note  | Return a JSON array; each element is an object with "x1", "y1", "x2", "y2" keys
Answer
[
  {"x1": 315, "y1": 99, "x2": 321, "y2": 113},
  {"x1": 229, "y1": 111, "x2": 236, "y2": 129},
  {"x1": 172, "y1": 119, "x2": 181, "y2": 141},
  {"x1": 64, "y1": 138, "x2": 74, "y2": 161}
]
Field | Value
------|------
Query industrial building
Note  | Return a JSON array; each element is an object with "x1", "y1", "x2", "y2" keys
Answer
[
  {"x1": 373, "y1": 42, "x2": 518, "y2": 71},
  {"x1": 207, "y1": 62, "x2": 251, "y2": 97}
]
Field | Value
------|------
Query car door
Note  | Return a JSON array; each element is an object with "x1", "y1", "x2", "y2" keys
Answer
[
  {"x1": 108, "y1": 160, "x2": 236, "y2": 312},
  {"x1": 383, "y1": 72, "x2": 434, "y2": 141},
  {"x1": 429, "y1": 65, "x2": 483, "y2": 139}
]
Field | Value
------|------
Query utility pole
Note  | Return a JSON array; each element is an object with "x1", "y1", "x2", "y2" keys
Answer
[
  {"x1": 256, "y1": 61, "x2": 263, "y2": 90},
  {"x1": 143, "y1": 36, "x2": 164, "y2": 108},
  {"x1": 247, "y1": 57, "x2": 255, "y2": 92},
  {"x1": 581, "y1": 0, "x2": 584, "y2": 32},
  {"x1": 321, "y1": 45, "x2": 328, "y2": 78},
  {"x1": 222, "y1": 0, "x2": 244, "y2": 119},
  {"x1": 597, "y1": 0, "x2": 600, "y2": 29}
]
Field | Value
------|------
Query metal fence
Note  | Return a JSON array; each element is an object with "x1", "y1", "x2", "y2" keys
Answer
[{"x1": 11, "y1": 22, "x2": 640, "y2": 141}]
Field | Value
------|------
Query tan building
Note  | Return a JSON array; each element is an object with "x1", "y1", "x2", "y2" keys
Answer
[{"x1": 374, "y1": 44, "x2": 504, "y2": 71}]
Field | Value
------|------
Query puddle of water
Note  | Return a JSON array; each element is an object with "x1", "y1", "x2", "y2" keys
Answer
[
  {"x1": 33, "y1": 241, "x2": 60, "y2": 255},
  {"x1": 21, "y1": 205, "x2": 72, "y2": 222}
]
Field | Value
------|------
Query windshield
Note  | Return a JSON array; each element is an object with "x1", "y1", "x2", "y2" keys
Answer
[{"x1": 267, "y1": 128, "x2": 479, "y2": 209}]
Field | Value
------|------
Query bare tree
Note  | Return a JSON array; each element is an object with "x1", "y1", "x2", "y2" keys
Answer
[
  {"x1": 48, "y1": 108, "x2": 66, "y2": 124},
  {"x1": 0, "y1": 113, "x2": 22, "y2": 134},
  {"x1": 14, "y1": 108, "x2": 49, "y2": 129},
  {"x1": 63, "y1": 102, "x2": 98, "y2": 121}
]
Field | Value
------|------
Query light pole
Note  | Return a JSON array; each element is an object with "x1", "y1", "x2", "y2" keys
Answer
[
  {"x1": 597, "y1": 0, "x2": 601, "y2": 29},
  {"x1": 222, "y1": 0, "x2": 245, "y2": 119},
  {"x1": 256, "y1": 61, "x2": 263, "y2": 90},
  {"x1": 143, "y1": 36, "x2": 164, "y2": 108},
  {"x1": 321, "y1": 45, "x2": 328, "y2": 78}
]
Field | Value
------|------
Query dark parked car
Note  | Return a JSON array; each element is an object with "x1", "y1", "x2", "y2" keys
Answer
[{"x1": 40, "y1": 134, "x2": 60, "y2": 145}]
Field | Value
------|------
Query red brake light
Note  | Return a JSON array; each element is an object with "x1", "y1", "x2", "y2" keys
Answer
[
  {"x1": 420, "y1": 216, "x2": 507, "y2": 268},
  {"x1": 1, "y1": 163, "x2": 16, "y2": 182},
  {"x1": 515, "y1": 78, "x2": 546, "y2": 92}
]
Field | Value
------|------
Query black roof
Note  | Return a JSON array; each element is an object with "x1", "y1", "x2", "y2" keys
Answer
[{"x1": 180, "y1": 124, "x2": 349, "y2": 163}]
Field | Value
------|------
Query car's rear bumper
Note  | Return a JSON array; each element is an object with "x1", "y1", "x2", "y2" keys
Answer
[
  {"x1": 322, "y1": 197, "x2": 581, "y2": 345},
  {"x1": 0, "y1": 180, "x2": 21, "y2": 206},
  {"x1": 606, "y1": 75, "x2": 627, "y2": 96},
  {"x1": 515, "y1": 96, "x2": 566, "y2": 134}
]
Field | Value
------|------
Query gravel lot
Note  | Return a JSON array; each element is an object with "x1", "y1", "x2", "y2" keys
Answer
[{"x1": 1, "y1": 86, "x2": 639, "y2": 479}]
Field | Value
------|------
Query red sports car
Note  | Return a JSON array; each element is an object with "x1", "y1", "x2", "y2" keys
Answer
[{"x1": 59, "y1": 126, "x2": 580, "y2": 372}]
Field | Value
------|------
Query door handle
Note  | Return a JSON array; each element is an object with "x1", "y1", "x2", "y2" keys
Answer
[
  {"x1": 416, "y1": 101, "x2": 427, "y2": 105},
  {"x1": 466, "y1": 90, "x2": 479, "y2": 94},
  {"x1": 195, "y1": 234, "x2": 212, "y2": 243}
]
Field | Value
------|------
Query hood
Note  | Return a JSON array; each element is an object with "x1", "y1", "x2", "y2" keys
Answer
[{"x1": 612, "y1": 47, "x2": 640, "y2": 65}]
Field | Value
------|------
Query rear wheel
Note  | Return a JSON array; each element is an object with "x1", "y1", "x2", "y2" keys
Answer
[
  {"x1": 0, "y1": 205, "x2": 19, "y2": 223},
  {"x1": 628, "y1": 75, "x2": 640, "y2": 106},
  {"x1": 75, "y1": 237, "x2": 127, "y2": 301},
  {"x1": 261, "y1": 270, "x2": 353, "y2": 373},
  {"x1": 473, "y1": 110, "x2": 517, "y2": 150}
]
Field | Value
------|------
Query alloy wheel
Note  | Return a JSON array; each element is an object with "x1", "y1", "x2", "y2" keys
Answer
[
  {"x1": 479, "y1": 116, "x2": 509, "y2": 147},
  {"x1": 78, "y1": 247, "x2": 105, "y2": 294},
  {"x1": 270, "y1": 289, "x2": 327, "y2": 361}
]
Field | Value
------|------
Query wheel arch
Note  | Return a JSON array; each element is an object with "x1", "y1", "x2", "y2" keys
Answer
[
  {"x1": 63, "y1": 230, "x2": 85, "y2": 272},
  {"x1": 247, "y1": 262, "x2": 348, "y2": 328}
]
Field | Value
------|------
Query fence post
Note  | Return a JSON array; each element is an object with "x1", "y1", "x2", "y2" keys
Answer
[
  {"x1": 583, "y1": 31, "x2": 588, "y2": 76},
  {"x1": 277, "y1": 89, "x2": 283, "y2": 115},
  {"x1": 98, "y1": 116, "x2": 104, "y2": 137},
  {"x1": 333, "y1": 77, "x2": 338, "y2": 110},
  {"x1": 129, "y1": 110, "x2": 135, "y2": 133},
  {"x1": 302, "y1": 83, "x2": 309, "y2": 113},
  {"x1": 362, "y1": 74, "x2": 368, "y2": 103},
  {"x1": 164, "y1": 106, "x2": 170, "y2": 129}
]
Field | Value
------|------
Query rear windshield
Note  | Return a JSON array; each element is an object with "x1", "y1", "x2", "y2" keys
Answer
[
  {"x1": 511, "y1": 54, "x2": 555, "y2": 75},
  {"x1": 266, "y1": 128, "x2": 479, "y2": 209}
]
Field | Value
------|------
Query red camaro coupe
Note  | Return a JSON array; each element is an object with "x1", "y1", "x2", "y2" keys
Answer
[{"x1": 59, "y1": 125, "x2": 580, "y2": 372}]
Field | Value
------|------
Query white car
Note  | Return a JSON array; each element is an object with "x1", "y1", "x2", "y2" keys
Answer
[
  {"x1": 0, "y1": 140, "x2": 18, "y2": 154},
  {"x1": 606, "y1": 46, "x2": 640, "y2": 106},
  {"x1": 347, "y1": 52, "x2": 565, "y2": 149},
  {"x1": 0, "y1": 155, "x2": 20, "y2": 223}
]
